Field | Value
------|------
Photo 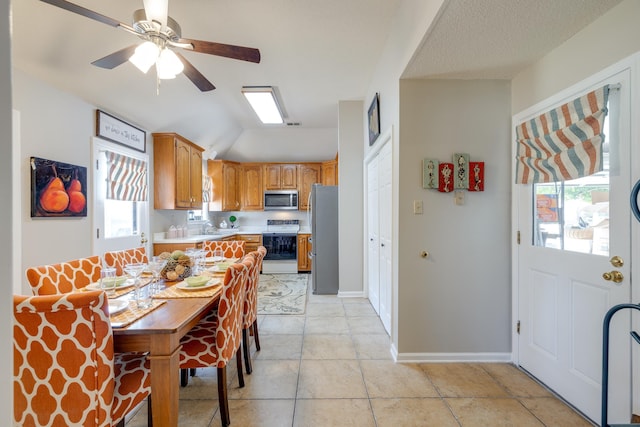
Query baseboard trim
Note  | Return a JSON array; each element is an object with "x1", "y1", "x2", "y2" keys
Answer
[
  {"x1": 337, "y1": 290, "x2": 366, "y2": 298},
  {"x1": 395, "y1": 352, "x2": 512, "y2": 363}
]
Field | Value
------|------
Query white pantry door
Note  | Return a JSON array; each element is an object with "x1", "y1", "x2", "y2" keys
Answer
[{"x1": 516, "y1": 71, "x2": 632, "y2": 424}]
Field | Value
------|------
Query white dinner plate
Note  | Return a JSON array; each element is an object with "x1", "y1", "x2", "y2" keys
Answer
[
  {"x1": 86, "y1": 278, "x2": 134, "y2": 291},
  {"x1": 175, "y1": 279, "x2": 220, "y2": 291},
  {"x1": 108, "y1": 299, "x2": 130, "y2": 316},
  {"x1": 205, "y1": 256, "x2": 225, "y2": 263}
]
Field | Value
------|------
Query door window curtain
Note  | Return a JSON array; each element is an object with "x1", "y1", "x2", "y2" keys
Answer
[
  {"x1": 515, "y1": 85, "x2": 610, "y2": 184},
  {"x1": 105, "y1": 151, "x2": 148, "y2": 201}
]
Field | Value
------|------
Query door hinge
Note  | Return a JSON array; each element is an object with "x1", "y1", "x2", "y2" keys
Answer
[
  {"x1": 517, "y1": 320, "x2": 521, "y2": 334},
  {"x1": 97, "y1": 228, "x2": 100, "y2": 239},
  {"x1": 517, "y1": 231, "x2": 521, "y2": 245}
]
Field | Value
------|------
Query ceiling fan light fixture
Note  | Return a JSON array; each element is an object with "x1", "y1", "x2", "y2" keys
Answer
[
  {"x1": 242, "y1": 86, "x2": 284, "y2": 124},
  {"x1": 156, "y1": 48, "x2": 184, "y2": 79},
  {"x1": 129, "y1": 41, "x2": 159, "y2": 73}
]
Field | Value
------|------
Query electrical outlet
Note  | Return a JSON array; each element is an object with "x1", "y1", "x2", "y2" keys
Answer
[
  {"x1": 454, "y1": 191, "x2": 465, "y2": 206},
  {"x1": 413, "y1": 200, "x2": 423, "y2": 214}
]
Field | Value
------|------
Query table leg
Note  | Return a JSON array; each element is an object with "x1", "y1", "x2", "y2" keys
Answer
[{"x1": 148, "y1": 347, "x2": 180, "y2": 427}]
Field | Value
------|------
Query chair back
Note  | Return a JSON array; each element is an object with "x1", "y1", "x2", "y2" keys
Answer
[
  {"x1": 242, "y1": 246, "x2": 267, "y2": 328},
  {"x1": 25, "y1": 255, "x2": 102, "y2": 295},
  {"x1": 202, "y1": 240, "x2": 246, "y2": 259},
  {"x1": 13, "y1": 291, "x2": 115, "y2": 426},
  {"x1": 104, "y1": 247, "x2": 148, "y2": 276},
  {"x1": 215, "y1": 257, "x2": 253, "y2": 366}
]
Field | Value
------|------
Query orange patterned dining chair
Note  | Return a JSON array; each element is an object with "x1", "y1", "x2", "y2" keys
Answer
[
  {"x1": 202, "y1": 240, "x2": 246, "y2": 259},
  {"x1": 104, "y1": 247, "x2": 148, "y2": 276},
  {"x1": 178, "y1": 256, "x2": 253, "y2": 427},
  {"x1": 13, "y1": 290, "x2": 151, "y2": 427},
  {"x1": 241, "y1": 246, "x2": 267, "y2": 374},
  {"x1": 25, "y1": 255, "x2": 102, "y2": 295}
]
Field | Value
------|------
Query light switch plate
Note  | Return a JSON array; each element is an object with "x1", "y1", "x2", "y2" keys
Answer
[{"x1": 413, "y1": 200, "x2": 423, "y2": 214}]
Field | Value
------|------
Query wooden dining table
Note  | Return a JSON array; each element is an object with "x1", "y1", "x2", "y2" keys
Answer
[{"x1": 112, "y1": 282, "x2": 223, "y2": 427}]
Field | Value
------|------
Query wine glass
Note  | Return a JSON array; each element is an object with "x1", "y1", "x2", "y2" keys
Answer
[
  {"x1": 124, "y1": 262, "x2": 148, "y2": 308},
  {"x1": 147, "y1": 256, "x2": 167, "y2": 294}
]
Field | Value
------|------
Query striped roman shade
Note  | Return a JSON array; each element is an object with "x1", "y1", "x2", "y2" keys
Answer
[
  {"x1": 106, "y1": 151, "x2": 148, "y2": 201},
  {"x1": 515, "y1": 85, "x2": 610, "y2": 184}
]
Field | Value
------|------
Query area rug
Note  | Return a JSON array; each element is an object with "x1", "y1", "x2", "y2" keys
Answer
[{"x1": 257, "y1": 274, "x2": 308, "y2": 315}]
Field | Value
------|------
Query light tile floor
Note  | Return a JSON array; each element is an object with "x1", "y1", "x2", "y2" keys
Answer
[{"x1": 127, "y1": 278, "x2": 595, "y2": 427}]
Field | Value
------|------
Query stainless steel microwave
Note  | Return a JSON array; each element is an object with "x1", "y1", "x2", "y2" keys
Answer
[{"x1": 264, "y1": 190, "x2": 298, "y2": 210}]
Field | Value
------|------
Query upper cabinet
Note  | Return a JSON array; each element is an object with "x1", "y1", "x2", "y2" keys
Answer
[
  {"x1": 240, "y1": 163, "x2": 264, "y2": 211},
  {"x1": 264, "y1": 163, "x2": 298, "y2": 190},
  {"x1": 208, "y1": 160, "x2": 241, "y2": 211},
  {"x1": 153, "y1": 132, "x2": 204, "y2": 210},
  {"x1": 298, "y1": 163, "x2": 321, "y2": 211},
  {"x1": 321, "y1": 159, "x2": 338, "y2": 186}
]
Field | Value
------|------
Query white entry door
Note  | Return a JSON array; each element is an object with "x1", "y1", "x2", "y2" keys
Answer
[
  {"x1": 92, "y1": 137, "x2": 150, "y2": 258},
  {"x1": 515, "y1": 70, "x2": 632, "y2": 424}
]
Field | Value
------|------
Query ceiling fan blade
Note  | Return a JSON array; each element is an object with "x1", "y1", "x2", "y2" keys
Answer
[
  {"x1": 92, "y1": 45, "x2": 138, "y2": 69},
  {"x1": 179, "y1": 39, "x2": 261, "y2": 64},
  {"x1": 40, "y1": 0, "x2": 122, "y2": 27},
  {"x1": 175, "y1": 52, "x2": 216, "y2": 92}
]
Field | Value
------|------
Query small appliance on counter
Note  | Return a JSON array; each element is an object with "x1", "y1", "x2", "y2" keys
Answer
[{"x1": 262, "y1": 219, "x2": 299, "y2": 273}]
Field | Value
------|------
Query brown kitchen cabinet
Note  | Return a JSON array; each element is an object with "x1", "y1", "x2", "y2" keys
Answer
[
  {"x1": 240, "y1": 163, "x2": 264, "y2": 211},
  {"x1": 298, "y1": 163, "x2": 321, "y2": 210},
  {"x1": 153, "y1": 241, "x2": 204, "y2": 256},
  {"x1": 264, "y1": 163, "x2": 298, "y2": 190},
  {"x1": 237, "y1": 234, "x2": 263, "y2": 253},
  {"x1": 153, "y1": 132, "x2": 204, "y2": 210},
  {"x1": 208, "y1": 160, "x2": 241, "y2": 211},
  {"x1": 297, "y1": 233, "x2": 312, "y2": 271},
  {"x1": 321, "y1": 159, "x2": 338, "y2": 186}
]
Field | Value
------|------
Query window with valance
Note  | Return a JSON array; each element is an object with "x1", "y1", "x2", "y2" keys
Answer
[
  {"x1": 105, "y1": 151, "x2": 148, "y2": 201},
  {"x1": 515, "y1": 85, "x2": 610, "y2": 184}
]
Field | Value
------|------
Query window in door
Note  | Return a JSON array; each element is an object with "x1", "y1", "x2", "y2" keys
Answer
[
  {"x1": 92, "y1": 137, "x2": 149, "y2": 256},
  {"x1": 532, "y1": 106, "x2": 610, "y2": 255}
]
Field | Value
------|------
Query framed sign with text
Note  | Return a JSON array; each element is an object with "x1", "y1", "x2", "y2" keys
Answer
[{"x1": 96, "y1": 109, "x2": 146, "y2": 153}]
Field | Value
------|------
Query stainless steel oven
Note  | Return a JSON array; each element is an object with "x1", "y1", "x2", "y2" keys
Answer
[{"x1": 262, "y1": 219, "x2": 300, "y2": 273}]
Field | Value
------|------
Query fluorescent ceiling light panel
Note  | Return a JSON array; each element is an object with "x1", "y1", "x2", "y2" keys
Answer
[{"x1": 242, "y1": 87, "x2": 284, "y2": 124}]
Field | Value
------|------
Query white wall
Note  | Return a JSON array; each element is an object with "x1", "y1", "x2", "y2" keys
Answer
[
  {"x1": 1, "y1": 0, "x2": 13, "y2": 420},
  {"x1": 12, "y1": 70, "x2": 98, "y2": 293},
  {"x1": 338, "y1": 100, "x2": 364, "y2": 294},
  {"x1": 397, "y1": 79, "x2": 512, "y2": 358},
  {"x1": 364, "y1": 0, "x2": 447, "y2": 350},
  {"x1": 512, "y1": 0, "x2": 640, "y2": 113}
]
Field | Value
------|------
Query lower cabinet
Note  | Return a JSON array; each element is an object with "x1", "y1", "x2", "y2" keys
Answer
[
  {"x1": 236, "y1": 234, "x2": 263, "y2": 254},
  {"x1": 297, "y1": 234, "x2": 311, "y2": 272},
  {"x1": 153, "y1": 242, "x2": 203, "y2": 256}
]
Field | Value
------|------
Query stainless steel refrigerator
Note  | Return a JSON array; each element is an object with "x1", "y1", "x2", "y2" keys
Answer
[{"x1": 309, "y1": 184, "x2": 339, "y2": 294}]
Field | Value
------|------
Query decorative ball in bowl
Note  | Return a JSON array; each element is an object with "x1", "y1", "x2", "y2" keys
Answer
[{"x1": 158, "y1": 250, "x2": 193, "y2": 281}]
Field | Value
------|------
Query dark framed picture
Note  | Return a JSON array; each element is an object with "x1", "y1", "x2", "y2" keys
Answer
[
  {"x1": 30, "y1": 157, "x2": 87, "y2": 217},
  {"x1": 368, "y1": 92, "x2": 380, "y2": 146},
  {"x1": 96, "y1": 109, "x2": 146, "y2": 153}
]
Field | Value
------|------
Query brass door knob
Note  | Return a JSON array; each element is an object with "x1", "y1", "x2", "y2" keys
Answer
[
  {"x1": 140, "y1": 232, "x2": 148, "y2": 245},
  {"x1": 602, "y1": 270, "x2": 623, "y2": 283},
  {"x1": 610, "y1": 256, "x2": 624, "y2": 268}
]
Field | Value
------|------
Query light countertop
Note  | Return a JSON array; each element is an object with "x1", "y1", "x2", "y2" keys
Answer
[{"x1": 153, "y1": 227, "x2": 311, "y2": 244}]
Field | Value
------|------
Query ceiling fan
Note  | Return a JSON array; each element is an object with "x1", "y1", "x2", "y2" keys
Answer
[{"x1": 40, "y1": 0, "x2": 261, "y2": 92}]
